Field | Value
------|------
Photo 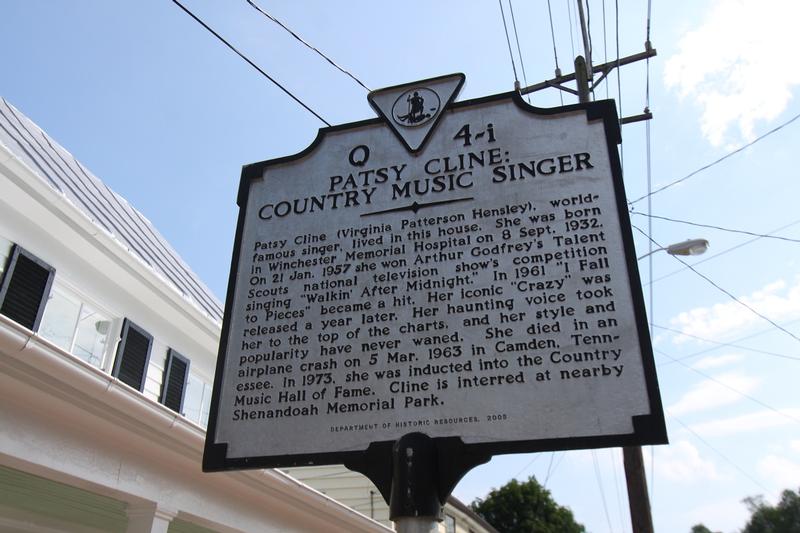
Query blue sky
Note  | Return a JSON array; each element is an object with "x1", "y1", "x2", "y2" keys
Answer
[{"x1": 3, "y1": 1, "x2": 799, "y2": 531}]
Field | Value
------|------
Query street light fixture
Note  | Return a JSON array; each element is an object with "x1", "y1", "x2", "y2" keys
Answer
[{"x1": 638, "y1": 238, "x2": 709, "y2": 260}]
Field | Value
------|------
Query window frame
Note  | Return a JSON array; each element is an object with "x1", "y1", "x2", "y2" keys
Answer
[
  {"x1": 37, "y1": 278, "x2": 119, "y2": 369},
  {"x1": 444, "y1": 514, "x2": 456, "y2": 533}
]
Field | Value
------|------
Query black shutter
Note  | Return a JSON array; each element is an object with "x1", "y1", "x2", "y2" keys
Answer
[
  {"x1": 160, "y1": 349, "x2": 189, "y2": 414},
  {"x1": 0, "y1": 245, "x2": 55, "y2": 331},
  {"x1": 113, "y1": 319, "x2": 153, "y2": 392}
]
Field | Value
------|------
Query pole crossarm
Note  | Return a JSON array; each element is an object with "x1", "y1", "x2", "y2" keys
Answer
[
  {"x1": 519, "y1": 43, "x2": 656, "y2": 100},
  {"x1": 621, "y1": 110, "x2": 653, "y2": 125}
]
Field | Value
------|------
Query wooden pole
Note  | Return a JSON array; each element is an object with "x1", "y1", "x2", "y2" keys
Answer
[
  {"x1": 623, "y1": 446, "x2": 654, "y2": 533},
  {"x1": 573, "y1": 53, "x2": 656, "y2": 533},
  {"x1": 574, "y1": 56, "x2": 591, "y2": 103}
]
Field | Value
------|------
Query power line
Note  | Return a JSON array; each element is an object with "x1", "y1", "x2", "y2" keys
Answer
[
  {"x1": 656, "y1": 348, "x2": 800, "y2": 424},
  {"x1": 653, "y1": 323, "x2": 800, "y2": 364},
  {"x1": 566, "y1": 0, "x2": 577, "y2": 64},
  {"x1": 498, "y1": 0, "x2": 520, "y2": 87},
  {"x1": 629, "y1": 111, "x2": 800, "y2": 205},
  {"x1": 643, "y1": 0, "x2": 655, "y2": 500},
  {"x1": 601, "y1": 0, "x2": 609, "y2": 99},
  {"x1": 169, "y1": 0, "x2": 331, "y2": 126},
  {"x1": 631, "y1": 211, "x2": 800, "y2": 243},
  {"x1": 551, "y1": 452, "x2": 567, "y2": 479},
  {"x1": 609, "y1": 449, "x2": 628, "y2": 533},
  {"x1": 614, "y1": 0, "x2": 624, "y2": 170},
  {"x1": 244, "y1": 0, "x2": 370, "y2": 92},
  {"x1": 591, "y1": 450, "x2": 614, "y2": 533},
  {"x1": 546, "y1": 0, "x2": 561, "y2": 73},
  {"x1": 584, "y1": 0, "x2": 594, "y2": 97},
  {"x1": 648, "y1": 217, "x2": 800, "y2": 285},
  {"x1": 640, "y1": 0, "x2": 656, "y2": 503},
  {"x1": 545, "y1": 0, "x2": 564, "y2": 105},
  {"x1": 543, "y1": 452, "x2": 556, "y2": 488},
  {"x1": 508, "y1": 0, "x2": 531, "y2": 102},
  {"x1": 668, "y1": 412, "x2": 775, "y2": 497},
  {"x1": 633, "y1": 226, "x2": 800, "y2": 344},
  {"x1": 513, "y1": 453, "x2": 543, "y2": 479}
]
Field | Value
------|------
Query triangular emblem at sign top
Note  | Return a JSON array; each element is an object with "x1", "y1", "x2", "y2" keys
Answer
[{"x1": 368, "y1": 73, "x2": 465, "y2": 153}]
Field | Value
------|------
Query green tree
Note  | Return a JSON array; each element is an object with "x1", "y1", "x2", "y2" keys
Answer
[
  {"x1": 690, "y1": 524, "x2": 718, "y2": 533},
  {"x1": 470, "y1": 476, "x2": 585, "y2": 533},
  {"x1": 741, "y1": 488, "x2": 800, "y2": 533}
]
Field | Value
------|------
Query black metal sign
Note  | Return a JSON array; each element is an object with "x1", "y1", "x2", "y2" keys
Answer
[{"x1": 204, "y1": 75, "x2": 667, "y2": 489}]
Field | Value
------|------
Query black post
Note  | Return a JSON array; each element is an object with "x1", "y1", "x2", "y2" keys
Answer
[{"x1": 390, "y1": 433, "x2": 441, "y2": 532}]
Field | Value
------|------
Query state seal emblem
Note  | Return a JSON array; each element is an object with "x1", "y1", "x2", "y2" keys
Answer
[{"x1": 391, "y1": 87, "x2": 440, "y2": 127}]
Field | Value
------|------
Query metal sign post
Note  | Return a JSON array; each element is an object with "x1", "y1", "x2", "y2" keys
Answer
[{"x1": 203, "y1": 74, "x2": 667, "y2": 526}]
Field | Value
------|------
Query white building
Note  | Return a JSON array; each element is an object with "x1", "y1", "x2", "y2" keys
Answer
[
  {"x1": 280, "y1": 465, "x2": 498, "y2": 533},
  {"x1": 0, "y1": 97, "x2": 390, "y2": 533}
]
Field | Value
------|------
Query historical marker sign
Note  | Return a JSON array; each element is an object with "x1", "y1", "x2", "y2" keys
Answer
[{"x1": 204, "y1": 74, "x2": 667, "y2": 472}]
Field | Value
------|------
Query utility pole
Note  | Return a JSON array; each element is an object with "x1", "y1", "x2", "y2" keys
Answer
[
  {"x1": 518, "y1": 4, "x2": 658, "y2": 529},
  {"x1": 624, "y1": 446, "x2": 654, "y2": 533}
]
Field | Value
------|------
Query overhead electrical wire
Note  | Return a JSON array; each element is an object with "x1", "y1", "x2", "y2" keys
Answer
[
  {"x1": 609, "y1": 449, "x2": 628, "y2": 533},
  {"x1": 169, "y1": 0, "x2": 331, "y2": 126},
  {"x1": 244, "y1": 0, "x2": 370, "y2": 92},
  {"x1": 629, "y1": 111, "x2": 800, "y2": 205},
  {"x1": 543, "y1": 452, "x2": 556, "y2": 488},
  {"x1": 498, "y1": 0, "x2": 520, "y2": 87},
  {"x1": 633, "y1": 226, "x2": 800, "y2": 344},
  {"x1": 649, "y1": 217, "x2": 800, "y2": 285},
  {"x1": 668, "y1": 413, "x2": 776, "y2": 497},
  {"x1": 656, "y1": 348, "x2": 800, "y2": 424},
  {"x1": 601, "y1": 0, "x2": 609, "y2": 99},
  {"x1": 646, "y1": 0, "x2": 652, "y2": 106},
  {"x1": 551, "y1": 452, "x2": 567, "y2": 480},
  {"x1": 566, "y1": 0, "x2": 577, "y2": 64},
  {"x1": 643, "y1": 0, "x2": 655, "y2": 503},
  {"x1": 591, "y1": 450, "x2": 614, "y2": 533},
  {"x1": 653, "y1": 323, "x2": 800, "y2": 364},
  {"x1": 512, "y1": 453, "x2": 543, "y2": 479},
  {"x1": 615, "y1": 0, "x2": 624, "y2": 170},
  {"x1": 508, "y1": 0, "x2": 531, "y2": 101},
  {"x1": 631, "y1": 211, "x2": 800, "y2": 243},
  {"x1": 545, "y1": 0, "x2": 564, "y2": 105},
  {"x1": 584, "y1": 0, "x2": 594, "y2": 99},
  {"x1": 546, "y1": 0, "x2": 561, "y2": 73}
]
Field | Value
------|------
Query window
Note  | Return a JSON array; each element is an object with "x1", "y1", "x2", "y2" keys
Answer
[
  {"x1": 38, "y1": 284, "x2": 111, "y2": 368},
  {"x1": 112, "y1": 319, "x2": 153, "y2": 392},
  {"x1": 160, "y1": 349, "x2": 190, "y2": 414},
  {"x1": 184, "y1": 372, "x2": 212, "y2": 427},
  {"x1": 444, "y1": 514, "x2": 456, "y2": 533},
  {"x1": 0, "y1": 244, "x2": 55, "y2": 331}
]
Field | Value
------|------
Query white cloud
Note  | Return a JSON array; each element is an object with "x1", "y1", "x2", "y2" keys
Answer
[
  {"x1": 668, "y1": 372, "x2": 759, "y2": 416},
  {"x1": 685, "y1": 408, "x2": 800, "y2": 437},
  {"x1": 692, "y1": 353, "x2": 744, "y2": 370},
  {"x1": 654, "y1": 440, "x2": 718, "y2": 482},
  {"x1": 664, "y1": 0, "x2": 800, "y2": 146},
  {"x1": 758, "y1": 454, "x2": 800, "y2": 488},
  {"x1": 669, "y1": 278, "x2": 800, "y2": 342},
  {"x1": 792, "y1": 440, "x2": 800, "y2": 453}
]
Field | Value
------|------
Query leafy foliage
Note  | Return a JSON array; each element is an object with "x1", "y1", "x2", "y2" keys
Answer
[
  {"x1": 470, "y1": 476, "x2": 585, "y2": 533},
  {"x1": 690, "y1": 525, "x2": 718, "y2": 533},
  {"x1": 741, "y1": 488, "x2": 800, "y2": 533}
]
